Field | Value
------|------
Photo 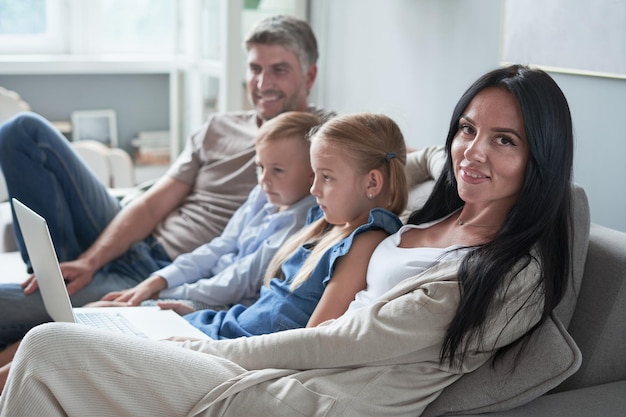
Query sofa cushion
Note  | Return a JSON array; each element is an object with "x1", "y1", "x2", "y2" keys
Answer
[
  {"x1": 422, "y1": 313, "x2": 582, "y2": 416},
  {"x1": 553, "y1": 185, "x2": 591, "y2": 328},
  {"x1": 452, "y1": 380, "x2": 626, "y2": 417},
  {"x1": 556, "y1": 224, "x2": 626, "y2": 392}
]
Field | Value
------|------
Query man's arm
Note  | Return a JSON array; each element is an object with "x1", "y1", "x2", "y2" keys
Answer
[
  {"x1": 23, "y1": 176, "x2": 192, "y2": 296},
  {"x1": 82, "y1": 176, "x2": 192, "y2": 268}
]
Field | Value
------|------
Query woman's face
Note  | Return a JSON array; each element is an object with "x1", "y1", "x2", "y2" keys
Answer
[{"x1": 451, "y1": 87, "x2": 530, "y2": 212}]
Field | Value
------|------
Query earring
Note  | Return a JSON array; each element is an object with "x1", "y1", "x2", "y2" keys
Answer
[{"x1": 367, "y1": 193, "x2": 374, "y2": 200}]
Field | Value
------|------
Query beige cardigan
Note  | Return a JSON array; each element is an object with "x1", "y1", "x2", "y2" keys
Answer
[{"x1": 183, "y1": 255, "x2": 543, "y2": 417}]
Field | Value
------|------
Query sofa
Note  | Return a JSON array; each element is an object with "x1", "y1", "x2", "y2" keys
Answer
[{"x1": 0, "y1": 179, "x2": 624, "y2": 416}]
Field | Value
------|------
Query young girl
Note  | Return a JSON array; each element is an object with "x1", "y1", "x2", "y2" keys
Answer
[{"x1": 179, "y1": 112, "x2": 408, "y2": 338}]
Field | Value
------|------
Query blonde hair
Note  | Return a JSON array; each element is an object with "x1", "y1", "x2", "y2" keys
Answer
[
  {"x1": 255, "y1": 111, "x2": 321, "y2": 146},
  {"x1": 264, "y1": 113, "x2": 408, "y2": 289}
]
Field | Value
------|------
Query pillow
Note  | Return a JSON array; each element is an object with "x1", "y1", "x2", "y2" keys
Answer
[
  {"x1": 421, "y1": 313, "x2": 581, "y2": 416},
  {"x1": 553, "y1": 184, "x2": 590, "y2": 327}
]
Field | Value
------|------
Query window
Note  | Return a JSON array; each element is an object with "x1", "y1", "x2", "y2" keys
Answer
[
  {"x1": 0, "y1": 0, "x2": 176, "y2": 55},
  {"x1": 72, "y1": 0, "x2": 176, "y2": 54},
  {"x1": 0, "y1": 0, "x2": 66, "y2": 53}
]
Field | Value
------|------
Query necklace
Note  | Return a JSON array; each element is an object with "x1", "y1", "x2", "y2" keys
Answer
[{"x1": 457, "y1": 214, "x2": 500, "y2": 228}]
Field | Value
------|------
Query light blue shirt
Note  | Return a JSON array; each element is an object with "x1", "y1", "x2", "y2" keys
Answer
[{"x1": 157, "y1": 185, "x2": 317, "y2": 306}]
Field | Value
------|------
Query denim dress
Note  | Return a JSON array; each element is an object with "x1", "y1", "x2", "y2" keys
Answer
[{"x1": 184, "y1": 207, "x2": 403, "y2": 339}]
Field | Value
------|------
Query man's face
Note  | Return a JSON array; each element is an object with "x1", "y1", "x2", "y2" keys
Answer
[{"x1": 246, "y1": 43, "x2": 317, "y2": 122}]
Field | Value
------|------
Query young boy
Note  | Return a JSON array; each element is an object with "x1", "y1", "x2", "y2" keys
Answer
[{"x1": 97, "y1": 111, "x2": 321, "y2": 310}]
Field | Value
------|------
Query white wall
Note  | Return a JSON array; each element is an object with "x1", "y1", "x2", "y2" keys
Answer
[{"x1": 309, "y1": 0, "x2": 626, "y2": 232}]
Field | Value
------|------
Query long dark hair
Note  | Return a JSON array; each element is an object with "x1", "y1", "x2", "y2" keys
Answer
[{"x1": 409, "y1": 65, "x2": 573, "y2": 368}]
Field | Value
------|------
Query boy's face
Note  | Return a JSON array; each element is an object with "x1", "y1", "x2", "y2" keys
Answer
[{"x1": 255, "y1": 136, "x2": 314, "y2": 210}]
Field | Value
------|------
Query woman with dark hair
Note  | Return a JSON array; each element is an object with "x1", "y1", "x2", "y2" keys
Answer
[
  {"x1": 408, "y1": 64, "x2": 573, "y2": 367},
  {"x1": 0, "y1": 65, "x2": 574, "y2": 417}
]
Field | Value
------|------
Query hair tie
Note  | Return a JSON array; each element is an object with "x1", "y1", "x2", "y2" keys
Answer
[{"x1": 385, "y1": 152, "x2": 397, "y2": 161}]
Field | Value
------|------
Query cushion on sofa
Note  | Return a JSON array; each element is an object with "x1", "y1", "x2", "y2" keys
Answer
[
  {"x1": 422, "y1": 185, "x2": 590, "y2": 416},
  {"x1": 553, "y1": 185, "x2": 590, "y2": 327},
  {"x1": 422, "y1": 313, "x2": 581, "y2": 416},
  {"x1": 464, "y1": 380, "x2": 626, "y2": 417},
  {"x1": 555, "y1": 224, "x2": 626, "y2": 392}
]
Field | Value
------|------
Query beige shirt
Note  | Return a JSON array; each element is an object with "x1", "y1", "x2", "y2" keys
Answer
[{"x1": 152, "y1": 111, "x2": 260, "y2": 259}]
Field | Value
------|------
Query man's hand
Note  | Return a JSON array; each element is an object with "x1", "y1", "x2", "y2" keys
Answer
[
  {"x1": 100, "y1": 275, "x2": 167, "y2": 305},
  {"x1": 20, "y1": 274, "x2": 39, "y2": 295},
  {"x1": 58, "y1": 259, "x2": 98, "y2": 296},
  {"x1": 20, "y1": 258, "x2": 96, "y2": 296}
]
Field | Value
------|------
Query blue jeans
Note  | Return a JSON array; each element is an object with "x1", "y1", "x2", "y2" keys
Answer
[{"x1": 0, "y1": 112, "x2": 171, "y2": 349}]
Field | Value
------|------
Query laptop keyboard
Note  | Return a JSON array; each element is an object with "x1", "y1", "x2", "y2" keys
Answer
[{"x1": 75, "y1": 312, "x2": 147, "y2": 338}]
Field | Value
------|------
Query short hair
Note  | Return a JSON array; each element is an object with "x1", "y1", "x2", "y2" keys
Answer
[
  {"x1": 244, "y1": 14, "x2": 319, "y2": 72},
  {"x1": 256, "y1": 111, "x2": 321, "y2": 146}
]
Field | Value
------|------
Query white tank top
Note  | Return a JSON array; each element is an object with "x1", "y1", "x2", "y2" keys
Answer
[{"x1": 348, "y1": 218, "x2": 467, "y2": 312}]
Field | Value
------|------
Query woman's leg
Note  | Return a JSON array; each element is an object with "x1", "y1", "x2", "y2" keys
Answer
[
  {"x1": 0, "y1": 323, "x2": 247, "y2": 417},
  {"x1": 0, "y1": 112, "x2": 121, "y2": 265},
  {"x1": 0, "y1": 361, "x2": 10, "y2": 394}
]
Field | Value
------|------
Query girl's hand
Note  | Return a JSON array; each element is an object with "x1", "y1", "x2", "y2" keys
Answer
[
  {"x1": 156, "y1": 300, "x2": 196, "y2": 316},
  {"x1": 100, "y1": 275, "x2": 167, "y2": 305}
]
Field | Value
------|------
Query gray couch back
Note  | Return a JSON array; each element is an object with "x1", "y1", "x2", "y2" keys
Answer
[{"x1": 556, "y1": 223, "x2": 626, "y2": 392}]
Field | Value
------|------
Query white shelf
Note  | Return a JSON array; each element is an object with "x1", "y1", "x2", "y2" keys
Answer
[{"x1": 0, "y1": 54, "x2": 190, "y2": 75}]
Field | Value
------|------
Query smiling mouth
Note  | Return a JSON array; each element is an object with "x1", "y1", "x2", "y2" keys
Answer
[
  {"x1": 463, "y1": 169, "x2": 487, "y2": 179},
  {"x1": 460, "y1": 168, "x2": 491, "y2": 184},
  {"x1": 256, "y1": 91, "x2": 282, "y2": 102}
]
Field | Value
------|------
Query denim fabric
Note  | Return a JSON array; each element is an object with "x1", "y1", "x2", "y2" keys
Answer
[
  {"x1": 0, "y1": 236, "x2": 171, "y2": 349},
  {"x1": 184, "y1": 208, "x2": 403, "y2": 340},
  {"x1": 0, "y1": 112, "x2": 121, "y2": 264},
  {"x1": 0, "y1": 113, "x2": 172, "y2": 349}
]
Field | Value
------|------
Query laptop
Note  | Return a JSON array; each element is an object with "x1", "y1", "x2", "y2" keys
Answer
[{"x1": 12, "y1": 198, "x2": 209, "y2": 340}]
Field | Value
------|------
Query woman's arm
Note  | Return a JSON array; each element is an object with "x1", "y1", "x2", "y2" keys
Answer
[
  {"x1": 188, "y1": 260, "x2": 463, "y2": 370},
  {"x1": 186, "y1": 258, "x2": 542, "y2": 372},
  {"x1": 306, "y1": 229, "x2": 389, "y2": 327}
]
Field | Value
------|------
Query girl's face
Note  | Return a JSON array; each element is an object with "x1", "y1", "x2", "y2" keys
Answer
[
  {"x1": 451, "y1": 87, "x2": 530, "y2": 212},
  {"x1": 309, "y1": 139, "x2": 373, "y2": 227},
  {"x1": 255, "y1": 136, "x2": 314, "y2": 210}
]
